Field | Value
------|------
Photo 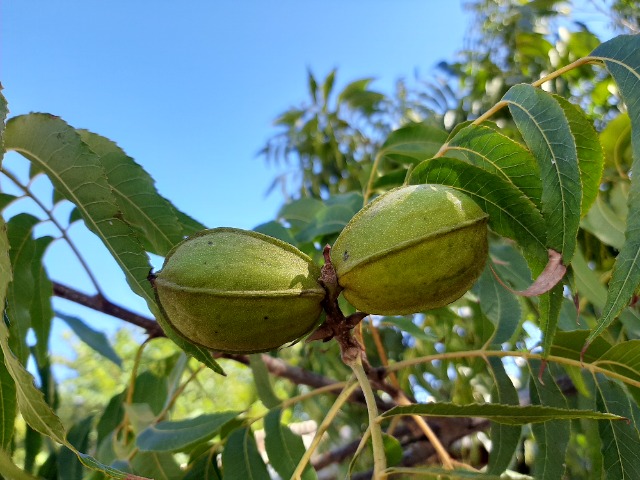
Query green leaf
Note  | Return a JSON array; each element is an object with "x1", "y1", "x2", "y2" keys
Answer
[
  {"x1": 528, "y1": 360, "x2": 570, "y2": 480},
  {"x1": 23, "y1": 425, "x2": 42, "y2": 474},
  {"x1": 4, "y1": 114, "x2": 153, "y2": 307},
  {"x1": 58, "y1": 416, "x2": 94, "y2": 480},
  {"x1": 278, "y1": 197, "x2": 325, "y2": 231},
  {"x1": 378, "y1": 122, "x2": 448, "y2": 166},
  {"x1": 131, "y1": 370, "x2": 168, "y2": 416},
  {"x1": 264, "y1": 409, "x2": 317, "y2": 480},
  {"x1": 0, "y1": 448, "x2": 40, "y2": 480},
  {"x1": 0, "y1": 288, "x2": 67, "y2": 446},
  {"x1": 474, "y1": 264, "x2": 521, "y2": 345},
  {"x1": 29, "y1": 236, "x2": 54, "y2": 365},
  {"x1": 382, "y1": 433, "x2": 403, "y2": 467},
  {"x1": 382, "y1": 402, "x2": 623, "y2": 424},
  {"x1": 595, "y1": 340, "x2": 640, "y2": 404},
  {"x1": 222, "y1": 427, "x2": 270, "y2": 480},
  {"x1": 96, "y1": 392, "x2": 124, "y2": 446},
  {"x1": 249, "y1": 355, "x2": 280, "y2": 409},
  {"x1": 600, "y1": 113, "x2": 632, "y2": 169},
  {"x1": 409, "y1": 156, "x2": 547, "y2": 264},
  {"x1": 380, "y1": 316, "x2": 438, "y2": 342},
  {"x1": 0, "y1": 349, "x2": 16, "y2": 451},
  {"x1": 5, "y1": 116, "x2": 224, "y2": 373},
  {"x1": 383, "y1": 466, "x2": 532, "y2": 480},
  {"x1": 503, "y1": 84, "x2": 581, "y2": 263},
  {"x1": 551, "y1": 94, "x2": 603, "y2": 217},
  {"x1": 0, "y1": 215, "x2": 17, "y2": 452},
  {"x1": 595, "y1": 376, "x2": 640, "y2": 480},
  {"x1": 322, "y1": 69, "x2": 336, "y2": 103},
  {"x1": 253, "y1": 221, "x2": 297, "y2": 246},
  {"x1": 588, "y1": 35, "x2": 640, "y2": 342},
  {"x1": 137, "y1": 411, "x2": 240, "y2": 452},
  {"x1": 550, "y1": 330, "x2": 612, "y2": 363},
  {"x1": 572, "y1": 247, "x2": 607, "y2": 309},
  {"x1": 486, "y1": 357, "x2": 521, "y2": 475},
  {"x1": 0, "y1": 87, "x2": 7, "y2": 166},
  {"x1": 446, "y1": 124, "x2": 542, "y2": 208},
  {"x1": 0, "y1": 193, "x2": 17, "y2": 211},
  {"x1": 539, "y1": 283, "x2": 564, "y2": 354},
  {"x1": 183, "y1": 451, "x2": 222, "y2": 480},
  {"x1": 581, "y1": 195, "x2": 626, "y2": 250},
  {"x1": 5, "y1": 213, "x2": 40, "y2": 364},
  {"x1": 129, "y1": 451, "x2": 182, "y2": 480},
  {"x1": 77, "y1": 129, "x2": 185, "y2": 256},
  {"x1": 56, "y1": 312, "x2": 122, "y2": 367},
  {"x1": 296, "y1": 203, "x2": 354, "y2": 242}
]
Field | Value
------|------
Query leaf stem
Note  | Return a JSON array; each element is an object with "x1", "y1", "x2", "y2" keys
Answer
[
  {"x1": 0, "y1": 167, "x2": 105, "y2": 296},
  {"x1": 531, "y1": 57, "x2": 598, "y2": 88},
  {"x1": 349, "y1": 356, "x2": 388, "y2": 479},
  {"x1": 385, "y1": 348, "x2": 640, "y2": 390},
  {"x1": 291, "y1": 378, "x2": 359, "y2": 480},
  {"x1": 364, "y1": 152, "x2": 383, "y2": 204}
]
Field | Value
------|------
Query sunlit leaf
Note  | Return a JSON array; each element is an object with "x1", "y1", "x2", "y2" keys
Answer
[
  {"x1": 600, "y1": 113, "x2": 632, "y2": 169},
  {"x1": 446, "y1": 124, "x2": 542, "y2": 208},
  {"x1": 0, "y1": 448, "x2": 40, "y2": 480},
  {"x1": 588, "y1": 35, "x2": 640, "y2": 343},
  {"x1": 551, "y1": 94, "x2": 603, "y2": 216},
  {"x1": 77, "y1": 129, "x2": 186, "y2": 256},
  {"x1": 503, "y1": 84, "x2": 581, "y2": 263},
  {"x1": 5, "y1": 115, "x2": 222, "y2": 373},
  {"x1": 4, "y1": 115, "x2": 153, "y2": 303},
  {"x1": 382, "y1": 433, "x2": 403, "y2": 467},
  {"x1": 382, "y1": 402, "x2": 623, "y2": 424}
]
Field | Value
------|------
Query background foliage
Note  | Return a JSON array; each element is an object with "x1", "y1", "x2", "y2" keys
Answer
[{"x1": 2, "y1": 1, "x2": 640, "y2": 479}]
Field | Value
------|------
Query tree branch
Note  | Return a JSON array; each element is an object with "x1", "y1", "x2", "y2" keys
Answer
[
  {"x1": 52, "y1": 281, "x2": 165, "y2": 337},
  {"x1": 51, "y1": 280, "x2": 392, "y2": 410}
]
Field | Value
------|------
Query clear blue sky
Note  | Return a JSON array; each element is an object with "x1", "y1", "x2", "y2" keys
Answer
[{"x1": 2, "y1": 2, "x2": 470, "y2": 357}]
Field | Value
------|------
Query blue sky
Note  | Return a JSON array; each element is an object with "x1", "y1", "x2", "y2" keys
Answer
[{"x1": 1, "y1": 2, "x2": 473, "y2": 355}]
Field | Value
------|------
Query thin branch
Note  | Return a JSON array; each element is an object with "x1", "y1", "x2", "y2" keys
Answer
[
  {"x1": 51, "y1": 280, "x2": 395, "y2": 410},
  {"x1": 1, "y1": 168, "x2": 105, "y2": 296},
  {"x1": 52, "y1": 281, "x2": 165, "y2": 338}
]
